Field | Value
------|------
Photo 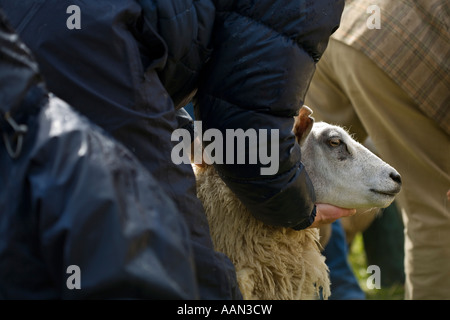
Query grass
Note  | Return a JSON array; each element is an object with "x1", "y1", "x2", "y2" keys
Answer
[{"x1": 348, "y1": 232, "x2": 405, "y2": 300}]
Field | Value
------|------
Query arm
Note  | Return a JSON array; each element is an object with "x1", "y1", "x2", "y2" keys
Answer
[{"x1": 196, "y1": 0, "x2": 345, "y2": 229}]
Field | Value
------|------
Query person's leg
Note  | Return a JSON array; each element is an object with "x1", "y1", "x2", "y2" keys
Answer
[
  {"x1": 305, "y1": 39, "x2": 368, "y2": 143},
  {"x1": 363, "y1": 203, "x2": 405, "y2": 287},
  {"x1": 317, "y1": 39, "x2": 450, "y2": 299},
  {"x1": 322, "y1": 220, "x2": 366, "y2": 300}
]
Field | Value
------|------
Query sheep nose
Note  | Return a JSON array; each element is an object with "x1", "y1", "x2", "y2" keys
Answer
[{"x1": 390, "y1": 171, "x2": 402, "y2": 185}]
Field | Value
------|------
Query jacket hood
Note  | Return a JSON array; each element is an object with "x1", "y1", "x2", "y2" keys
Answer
[{"x1": 0, "y1": 11, "x2": 44, "y2": 117}]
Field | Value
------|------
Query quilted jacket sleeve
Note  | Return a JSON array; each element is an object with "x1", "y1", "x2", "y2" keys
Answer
[{"x1": 196, "y1": 0, "x2": 344, "y2": 229}]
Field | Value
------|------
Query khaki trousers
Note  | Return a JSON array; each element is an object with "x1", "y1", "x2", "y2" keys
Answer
[{"x1": 305, "y1": 39, "x2": 450, "y2": 299}]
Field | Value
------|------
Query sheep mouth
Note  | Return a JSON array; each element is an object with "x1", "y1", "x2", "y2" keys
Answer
[{"x1": 370, "y1": 189, "x2": 400, "y2": 196}]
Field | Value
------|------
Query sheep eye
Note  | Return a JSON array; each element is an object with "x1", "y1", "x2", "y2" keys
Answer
[{"x1": 328, "y1": 138, "x2": 341, "y2": 147}]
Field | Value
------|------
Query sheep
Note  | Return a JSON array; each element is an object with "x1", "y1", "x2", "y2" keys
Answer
[{"x1": 193, "y1": 106, "x2": 402, "y2": 300}]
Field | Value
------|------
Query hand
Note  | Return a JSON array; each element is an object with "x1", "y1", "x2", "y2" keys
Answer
[{"x1": 308, "y1": 203, "x2": 356, "y2": 229}]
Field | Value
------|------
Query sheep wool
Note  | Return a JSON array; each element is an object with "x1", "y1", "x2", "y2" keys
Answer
[{"x1": 194, "y1": 164, "x2": 330, "y2": 300}]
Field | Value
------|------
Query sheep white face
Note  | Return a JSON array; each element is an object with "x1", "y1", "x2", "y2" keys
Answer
[{"x1": 294, "y1": 107, "x2": 402, "y2": 209}]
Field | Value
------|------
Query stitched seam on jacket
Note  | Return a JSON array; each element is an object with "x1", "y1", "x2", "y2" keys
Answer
[
  {"x1": 156, "y1": 0, "x2": 194, "y2": 20},
  {"x1": 215, "y1": 160, "x2": 302, "y2": 183},
  {"x1": 215, "y1": 10, "x2": 314, "y2": 62},
  {"x1": 200, "y1": 92, "x2": 299, "y2": 118}
]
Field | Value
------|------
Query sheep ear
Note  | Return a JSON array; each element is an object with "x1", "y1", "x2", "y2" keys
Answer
[{"x1": 293, "y1": 105, "x2": 315, "y2": 146}]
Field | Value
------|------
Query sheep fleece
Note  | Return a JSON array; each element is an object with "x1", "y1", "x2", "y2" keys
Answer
[{"x1": 194, "y1": 165, "x2": 330, "y2": 300}]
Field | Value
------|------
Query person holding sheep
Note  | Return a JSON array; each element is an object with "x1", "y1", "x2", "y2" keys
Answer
[{"x1": 1, "y1": 0, "x2": 356, "y2": 299}]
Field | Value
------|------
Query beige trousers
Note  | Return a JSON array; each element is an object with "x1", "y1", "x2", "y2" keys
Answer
[{"x1": 305, "y1": 39, "x2": 450, "y2": 300}]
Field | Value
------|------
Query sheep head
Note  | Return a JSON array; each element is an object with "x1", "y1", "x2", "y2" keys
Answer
[{"x1": 293, "y1": 106, "x2": 402, "y2": 209}]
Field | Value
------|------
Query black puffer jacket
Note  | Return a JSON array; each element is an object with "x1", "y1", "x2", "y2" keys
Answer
[
  {"x1": 0, "y1": 12, "x2": 199, "y2": 299},
  {"x1": 0, "y1": 0, "x2": 343, "y2": 299},
  {"x1": 195, "y1": 0, "x2": 344, "y2": 228}
]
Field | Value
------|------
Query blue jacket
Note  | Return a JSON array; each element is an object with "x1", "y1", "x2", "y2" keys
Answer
[
  {"x1": 0, "y1": 0, "x2": 343, "y2": 299},
  {"x1": 0, "y1": 11, "x2": 199, "y2": 299}
]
